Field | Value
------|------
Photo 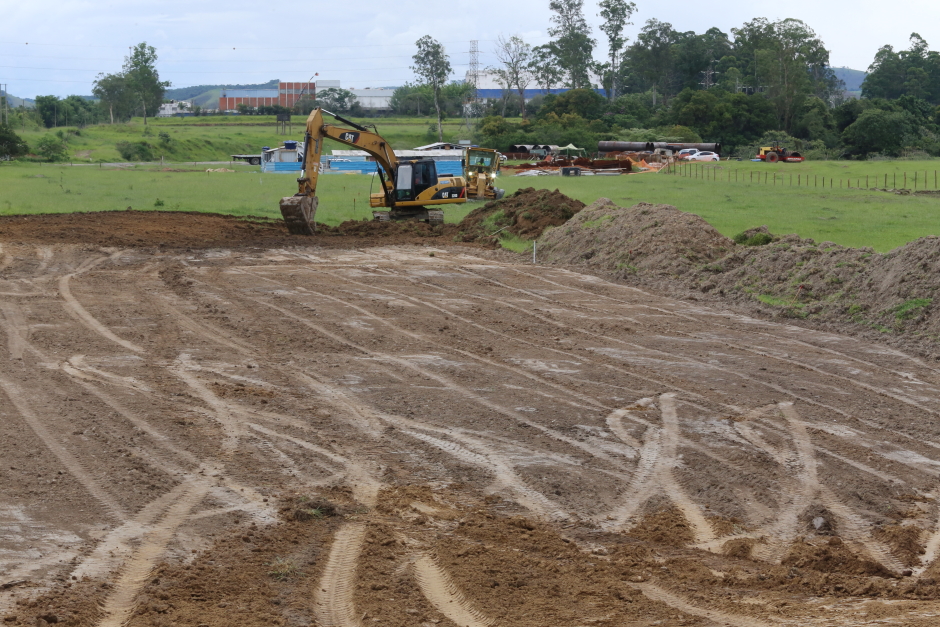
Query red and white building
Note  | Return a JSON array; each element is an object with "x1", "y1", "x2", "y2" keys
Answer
[{"x1": 218, "y1": 81, "x2": 316, "y2": 110}]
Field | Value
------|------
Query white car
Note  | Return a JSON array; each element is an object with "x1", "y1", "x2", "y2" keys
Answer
[
  {"x1": 677, "y1": 148, "x2": 699, "y2": 158},
  {"x1": 687, "y1": 151, "x2": 720, "y2": 162}
]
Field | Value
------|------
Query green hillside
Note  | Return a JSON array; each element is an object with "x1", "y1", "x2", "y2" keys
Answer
[
  {"x1": 833, "y1": 67, "x2": 867, "y2": 92},
  {"x1": 164, "y1": 80, "x2": 280, "y2": 107}
]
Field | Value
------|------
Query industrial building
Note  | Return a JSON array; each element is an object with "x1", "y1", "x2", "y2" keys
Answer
[
  {"x1": 218, "y1": 80, "x2": 396, "y2": 112},
  {"x1": 218, "y1": 81, "x2": 316, "y2": 110}
]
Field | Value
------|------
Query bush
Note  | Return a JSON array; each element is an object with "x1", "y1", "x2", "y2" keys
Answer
[
  {"x1": 116, "y1": 141, "x2": 155, "y2": 162},
  {"x1": 0, "y1": 125, "x2": 29, "y2": 159},
  {"x1": 33, "y1": 135, "x2": 69, "y2": 161}
]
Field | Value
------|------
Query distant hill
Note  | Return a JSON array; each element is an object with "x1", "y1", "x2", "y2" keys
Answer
[
  {"x1": 165, "y1": 80, "x2": 280, "y2": 108},
  {"x1": 0, "y1": 89, "x2": 35, "y2": 108},
  {"x1": 833, "y1": 67, "x2": 867, "y2": 92}
]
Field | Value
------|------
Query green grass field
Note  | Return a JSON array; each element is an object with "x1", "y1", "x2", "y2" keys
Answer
[
  {"x1": 14, "y1": 116, "x2": 467, "y2": 163},
  {"x1": 2, "y1": 158, "x2": 940, "y2": 252}
]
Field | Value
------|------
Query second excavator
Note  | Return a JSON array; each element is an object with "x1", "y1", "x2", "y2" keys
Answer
[{"x1": 279, "y1": 108, "x2": 467, "y2": 235}]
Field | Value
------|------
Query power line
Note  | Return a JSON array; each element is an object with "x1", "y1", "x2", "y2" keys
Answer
[{"x1": 0, "y1": 40, "x2": 498, "y2": 51}]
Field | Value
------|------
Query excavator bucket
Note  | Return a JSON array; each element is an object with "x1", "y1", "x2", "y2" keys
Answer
[{"x1": 279, "y1": 195, "x2": 318, "y2": 235}]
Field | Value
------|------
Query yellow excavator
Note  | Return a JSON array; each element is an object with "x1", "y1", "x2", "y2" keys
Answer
[
  {"x1": 279, "y1": 108, "x2": 467, "y2": 235},
  {"x1": 464, "y1": 147, "x2": 505, "y2": 200}
]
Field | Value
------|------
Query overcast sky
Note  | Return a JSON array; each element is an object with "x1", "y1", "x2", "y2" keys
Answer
[{"x1": 2, "y1": 0, "x2": 939, "y2": 99}]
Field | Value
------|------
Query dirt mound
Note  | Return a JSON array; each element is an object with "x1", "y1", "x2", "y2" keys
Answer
[
  {"x1": 532, "y1": 197, "x2": 940, "y2": 355},
  {"x1": 538, "y1": 198, "x2": 733, "y2": 278},
  {"x1": 687, "y1": 233, "x2": 940, "y2": 352},
  {"x1": 456, "y1": 187, "x2": 585, "y2": 243},
  {"x1": 0, "y1": 211, "x2": 473, "y2": 249}
]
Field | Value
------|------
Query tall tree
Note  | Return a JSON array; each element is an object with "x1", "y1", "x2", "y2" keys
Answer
[
  {"x1": 493, "y1": 35, "x2": 534, "y2": 118},
  {"x1": 627, "y1": 19, "x2": 679, "y2": 104},
  {"x1": 755, "y1": 19, "x2": 831, "y2": 131},
  {"x1": 122, "y1": 42, "x2": 170, "y2": 125},
  {"x1": 412, "y1": 36, "x2": 452, "y2": 141},
  {"x1": 547, "y1": 0, "x2": 595, "y2": 88},
  {"x1": 92, "y1": 72, "x2": 130, "y2": 124},
  {"x1": 529, "y1": 45, "x2": 564, "y2": 93},
  {"x1": 597, "y1": 0, "x2": 636, "y2": 100}
]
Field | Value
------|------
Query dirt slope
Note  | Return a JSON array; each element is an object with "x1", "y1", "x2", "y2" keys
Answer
[
  {"x1": 537, "y1": 198, "x2": 940, "y2": 358},
  {"x1": 456, "y1": 187, "x2": 586, "y2": 243},
  {"x1": 4, "y1": 215, "x2": 940, "y2": 626},
  {"x1": 539, "y1": 198, "x2": 734, "y2": 277}
]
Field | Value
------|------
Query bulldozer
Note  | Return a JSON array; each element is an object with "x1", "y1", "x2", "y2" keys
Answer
[
  {"x1": 463, "y1": 147, "x2": 505, "y2": 200},
  {"x1": 756, "y1": 141, "x2": 805, "y2": 163},
  {"x1": 279, "y1": 108, "x2": 467, "y2": 235}
]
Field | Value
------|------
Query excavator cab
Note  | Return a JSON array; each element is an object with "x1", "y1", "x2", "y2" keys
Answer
[{"x1": 395, "y1": 160, "x2": 438, "y2": 201}]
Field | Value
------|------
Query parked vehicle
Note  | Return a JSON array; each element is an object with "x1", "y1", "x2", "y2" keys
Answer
[
  {"x1": 687, "y1": 151, "x2": 720, "y2": 162},
  {"x1": 676, "y1": 148, "x2": 700, "y2": 159}
]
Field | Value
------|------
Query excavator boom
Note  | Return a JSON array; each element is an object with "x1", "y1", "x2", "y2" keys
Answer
[{"x1": 279, "y1": 108, "x2": 466, "y2": 235}]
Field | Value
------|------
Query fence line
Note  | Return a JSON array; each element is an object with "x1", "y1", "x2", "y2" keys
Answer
[{"x1": 664, "y1": 161, "x2": 939, "y2": 192}]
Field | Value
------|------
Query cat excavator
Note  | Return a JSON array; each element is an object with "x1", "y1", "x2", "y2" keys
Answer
[{"x1": 279, "y1": 108, "x2": 467, "y2": 235}]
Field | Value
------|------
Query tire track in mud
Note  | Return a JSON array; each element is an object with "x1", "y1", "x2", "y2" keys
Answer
[
  {"x1": 630, "y1": 582, "x2": 775, "y2": 627},
  {"x1": 315, "y1": 522, "x2": 367, "y2": 627},
  {"x1": 238, "y1": 266, "x2": 617, "y2": 416},
  {"x1": 0, "y1": 302, "x2": 30, "y2": 360},
  {"x1": 750, "y1": 403, "x2": 820, "y2": 564},
  {"x1": 247, "y1": 423, "x2": 380, "y2": 507},
  {"x1": 243, "y1": 295, "x2": 620, "y2": 466},
  {"x1": 153, "y1": 281, "x2": 587, "y2": 520},
  {"x1": 605, "y1": 395, "x2": 714, "y2": 543},
  {"x1": 413, "y1": 554, "x2": 495, "y2": 627},
  {"x1": 58, "y1": 257, "x2": 145, "y2": 354},
  {"x1": 0, "y1": 373, "x2": 127, "y2": 521},
  {"x1": 403, "y1": 430, "x2": 568, "y2": 520},
  {"x1": 169, "y1": 354, "x2": 248, "y2": 452},
  {"x1": 153, "y1": 270, "x2": 578, "y2": 516},
  {"x1": 95, "y1": 479, "x2": 211, "y2": 627},
  {"x1": 437, "y1": 272, "x2": 879, "y2": 425},
  {"x1": 506, "y1": 266, "x2": 940, "y2": 381},
  {"x1": 747, "y1": 403, "x2": 905, "y2": 573}
]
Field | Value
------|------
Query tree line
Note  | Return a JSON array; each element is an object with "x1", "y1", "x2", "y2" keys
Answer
[{"x1": 396, "y1": 0, "x2": 940, "y2": 159}]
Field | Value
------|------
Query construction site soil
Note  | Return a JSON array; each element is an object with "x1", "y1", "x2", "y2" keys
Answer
[
  {"x1": 5, "y1": 208, "x2": 940, "y2": 627},
  {"x1": 456, "y1": 188, "x2": 586, "y2": 243},
  {"x1": 538, "y1": 198, "x2": 940, "y2": 360}
]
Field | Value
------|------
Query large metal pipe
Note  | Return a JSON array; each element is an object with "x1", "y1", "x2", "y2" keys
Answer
[
  {"x1": 598, "y1": 141, "x2": 722, "y2": 155},
  {"x1": 597, "y1": 141, "x2": 653, "y2": 153}
]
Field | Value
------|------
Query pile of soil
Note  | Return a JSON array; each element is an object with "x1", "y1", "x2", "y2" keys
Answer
[
  {"x1": 538, "y1": 198, "x2": 734, "y2": 278},
  {"x1": 685, "y1": 232, "x2": 940, "y2": 341},
  {"x1": 534, "y1": 197, "x2": 940, "y2": 356},
  {"x1": 456, "y1": 187, "x2": 586, "y2": 244},
  {"x1": 0, "y1": 211, "x2": 468, "y2": 249}
]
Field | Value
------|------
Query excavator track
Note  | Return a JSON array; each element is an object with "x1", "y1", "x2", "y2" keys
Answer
[
  {"x1": 372, "y1": 208, "x2": 444, "y2": 225},
  {"x1": 279, "y1": 196, "x2": 318, "y2": 235}
]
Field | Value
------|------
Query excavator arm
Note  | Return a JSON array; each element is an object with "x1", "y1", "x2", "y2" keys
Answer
[{"x1": 280, "y1": 108, "x2": 399, "y2": 235}]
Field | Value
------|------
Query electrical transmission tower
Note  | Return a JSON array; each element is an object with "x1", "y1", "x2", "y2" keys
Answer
[{"x1": 464, "y1": 40, "x2": 480, "y2": 132}]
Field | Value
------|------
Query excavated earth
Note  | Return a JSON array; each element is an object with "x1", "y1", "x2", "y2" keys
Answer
[{"x1": 6, "y1": 212, "x2": 940, "y2": 627}]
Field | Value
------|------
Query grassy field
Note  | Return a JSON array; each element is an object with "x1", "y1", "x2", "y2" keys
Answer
[
  {"x1": 2, "y1": 159, "x2": 940, "y2": 252},
  {"x1": 14, "y1": 116, "x2": 467, "y2": 163}
]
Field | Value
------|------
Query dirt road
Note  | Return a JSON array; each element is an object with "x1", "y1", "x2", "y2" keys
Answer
[{"x1": 4, "y1": 233, "x2": 940, "y2": 626}]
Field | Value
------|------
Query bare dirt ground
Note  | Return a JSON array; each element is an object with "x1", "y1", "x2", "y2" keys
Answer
[{"x1": 5, "y1": 214, "x2": 940, "y2": 627}]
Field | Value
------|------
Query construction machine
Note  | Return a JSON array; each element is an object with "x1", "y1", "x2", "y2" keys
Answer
[
  {"x1": 463, "y1": 147, "x2": 505, "y2": 200},
  {"x1": 279, "y1": 108, "x2": 467, "y2": 235},
  {"x1": 757, "y1": 141, "x2": 805, "y2": 163}
]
